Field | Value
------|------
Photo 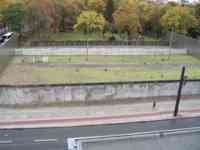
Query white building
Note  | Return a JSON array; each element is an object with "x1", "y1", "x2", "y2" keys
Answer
[{"x1": 150, "y1": 0, "x2": 199, "y2": 4}]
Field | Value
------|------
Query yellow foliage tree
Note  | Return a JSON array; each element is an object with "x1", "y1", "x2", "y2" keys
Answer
[
  {"x1": 113, "y1": 0, "x2": 142, "y2": 40},
  {"x1": 87, "y1": 0, "x2": 106, "y2": 13},
  {"x1": 74, "y1": 10, "x2": 106, "y2": 34},
  {"x1": 160, "y1": 6, "x2": 198, "y2": 34}
]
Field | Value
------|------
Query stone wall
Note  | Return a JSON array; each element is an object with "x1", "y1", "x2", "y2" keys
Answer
[{"x1": 0, "y1": 80, "x2": 199, "y2": 106}]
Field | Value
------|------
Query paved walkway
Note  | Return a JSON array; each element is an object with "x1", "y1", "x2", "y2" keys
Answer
[{"x1": 0, "y1": 98, "x2": 200, "y2": 129}]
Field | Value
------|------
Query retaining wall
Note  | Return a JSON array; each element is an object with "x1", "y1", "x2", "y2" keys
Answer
[
  {"x1": 15, "y1": 46, "x2": 187, "y2": 56},
  {"x1": 0, "y1": 80, "x2": 199, "y2": 106}
]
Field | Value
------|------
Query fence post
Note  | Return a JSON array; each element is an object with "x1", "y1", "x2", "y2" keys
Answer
[
  {"x1": 86, "y1": 39, "x2": 89, "y2": 61},
  {"x1": 174, "y1": 66, "x2": 186, "y2": 117},
  {"x1": 168, "y1": 29, "x2": 174, "y2": 60}
]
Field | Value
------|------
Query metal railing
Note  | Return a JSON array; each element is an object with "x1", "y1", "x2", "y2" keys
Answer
[
  {"x1": 29, "y1": 40, "x2": 169, "y2": 47},
  {"x1": 68, "y1": 127, "x2": 200, "y2": 150},
  {"x1": 170, "y1": 32, "x2": 200, "y2": 58}
]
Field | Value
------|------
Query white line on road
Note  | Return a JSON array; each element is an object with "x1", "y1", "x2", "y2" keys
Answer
[
  {"x1": 0, "y1": 140, "x2": 13, "y2": 144},
  {"x1": 33, "y1": 139, "x2": 58, "y2": 143}
]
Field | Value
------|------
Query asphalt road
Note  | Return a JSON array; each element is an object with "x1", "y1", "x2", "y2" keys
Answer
[{"x1": 0, "y1": 117, "x2": 200, "y2": 150}]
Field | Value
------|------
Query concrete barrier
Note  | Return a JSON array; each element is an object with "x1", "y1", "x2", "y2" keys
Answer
[
  {"x1": 0, "y1": 80, "x2": 199, "y2": 106},
  {"x1": 67, "y1": 127, "x2": 200, "y2": 150}
]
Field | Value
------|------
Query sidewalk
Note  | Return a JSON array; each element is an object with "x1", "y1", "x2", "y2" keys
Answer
[{"x1": 0, "y1": 99, "x2": 200, "y2": 129}]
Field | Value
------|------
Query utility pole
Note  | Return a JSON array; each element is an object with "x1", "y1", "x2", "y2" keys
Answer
[{"x1": 174, "y1": 66, "x2": 186, "y2": 117}]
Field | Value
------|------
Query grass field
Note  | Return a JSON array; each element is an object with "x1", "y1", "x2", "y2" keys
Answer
[
  {"x1": 0, "y1": 65, "x2": 199, "y2": 85},
  {"x1": 0, "y1": 54, "x2": 199, "y2": 85},
  {"x1": 31, "y1": 67, "x2": 200, "y2": 84},
  {"x1": 13, "y1": 54, "x2": 200, "y2": 65},
  {"x1": 27, "y1": 32, "x2": 106, "y2": 42}
]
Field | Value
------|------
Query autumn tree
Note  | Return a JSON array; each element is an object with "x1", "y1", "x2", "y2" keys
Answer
[
  {"x1": 104, "y1": 0, "x2": 114, "y2": 23},
  {"x1": 113, "y1": 0, "x2": 142, "y2": 40},
  {"x1": 87, "y1": 0, "x2": 106, "y2": 13},
  {"x1": 25, "y1": 0, "x2": 58, "y2": 34},
  {"x1": 1, "y1": 2, "x2": 25, "y2": 32},
  {"x1": 160, "y1": 6, "x2": 198, "y2": 34},
  {"x1": 74, "y1": 10, "x2": 106, "y2": 34},
  {"x1": 25, "y1": 0, "x2": 46, "y2": 35},
  {"x1": 59, "y1": 0, "x2": 85, "y2": 31},
  {"x1": 138, "y1": 1, "x2": 163, "y2": 37},
  {"x1": 187, "y1": 3, "x2": 200, "y2": 38},
  {"x1": 0, "y1": 0, "x2": 10, "y2": 11}
]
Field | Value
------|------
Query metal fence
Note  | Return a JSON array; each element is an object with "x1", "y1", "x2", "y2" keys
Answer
[
  {"x1": 171, "y1": 32, "x2": 200, "y2": 58},
  {"x1": 30, "y1": 40, "x2": 169, "y2": 47},
  {"x1": 68, "y1": 127, "x2": 200, "y2": 150}
]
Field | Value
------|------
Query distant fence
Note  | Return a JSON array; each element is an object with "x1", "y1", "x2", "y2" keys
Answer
[
  {"x1": 30, "y1": 40, "x2": 169, "y2": 47},
  {"x1": 171, "y1": 32, "x2": 200, "y2": 57}
]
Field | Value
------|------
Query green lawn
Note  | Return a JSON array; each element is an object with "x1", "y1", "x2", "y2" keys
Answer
[
  {"x1": 2, "y1": 54, "x2": 200, "y2": 85},
  {"x1": 49, "y1": 54, "x2": 200, "y2": 64},
  {"x1": 14, "y1": 54, "x2": 200, "y2": 65},
  {"x1": 30, "y1": 67, "x2": 200, "y2": 84},
  {"x1": 25, "y1": 32, "x2": 161, "y2": 43},
  {"x1": 28, "y1": 32, "x2": 105, "y2": 42},
  {"x1": 47, "y1": 32, "x2": 105, "y2": 41}
]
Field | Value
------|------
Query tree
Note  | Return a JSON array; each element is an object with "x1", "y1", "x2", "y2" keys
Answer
[
  {"x1": 74, "y1": 10, "x2": 106, "y2": 34},
  {"x1": 113, "y1": 0, "x2": 142, "y2": 40},
  {"x1": 1, "y1": 3, "x2": 25, "y2": 32},
  {"x1": 188, "y1": 2, "x2": 200, "y2": 38},
  {"x1": 0, "y1": 0, "x2": 9, "y2": 10},
  {"x1": 138, "y1": 1, "x2": 163, "y2": 37},
  {"x1": 104, "y1": 0, "x2": 114, "y2": 22},
  {"x1": 74, "y1": 10, "x2": 105, "y2": 61},
  {"x1": 195, "y1": 3, "x2": 200, "y2": 18},
  {"x1": 25, "y1": 0, "x2": 58, "y2": 34},
  {"x1": 61, "y1": 0, "x2": 85, "y2": 31},
  {"x1": 25, "y1": 0, "x2": 47, "y2": 35},
  {"x1": 160, "y1": 6, "x2": 198, "y2": 34},
  {"x1": 87, "y1": 0, "x2": 106, "y2": 13}
]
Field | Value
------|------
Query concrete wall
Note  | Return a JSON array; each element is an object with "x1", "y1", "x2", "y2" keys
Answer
[
  {"x1": 15, "y1": 46, "x2": 187, "y2": 56},
  {"x1": 0, "y1": 80, "x2": 199, "y2": 106}
]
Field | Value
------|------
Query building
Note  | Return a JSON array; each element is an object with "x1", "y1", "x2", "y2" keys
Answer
[{"x1": 150, "y1": 0, "x2": 199, "y2": 4}]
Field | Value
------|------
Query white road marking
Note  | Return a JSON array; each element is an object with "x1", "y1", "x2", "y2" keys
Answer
[
  {"x1": 33, "y1": 139, "x2": 58, "y2": 143},
  {"x1": 0, "y1": 140, "x2": 13, "y2": 144}
]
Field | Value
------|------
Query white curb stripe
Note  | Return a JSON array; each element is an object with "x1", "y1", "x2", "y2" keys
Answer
[
  {"x1": 34, "y1": 139, "x2": 58, "y2": 143},
  {"x1": 0, "y1": 140, "x2": 13, "y2": 144}
]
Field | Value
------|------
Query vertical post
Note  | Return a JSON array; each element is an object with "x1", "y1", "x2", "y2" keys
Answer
[
  {"x1": 174, "y1": 66, "x2": 186, "y2": 117},
  {"x1": 169, "y1": 28, "x2": 174, "y2": 48},
  {"x1": 168, "y1": 27, "x2": 174, "y2": 60},
  {"x1": 86, "y1": 38, "x2": 88, "y2": 61},
  {"x1": 86, "y1": 28, "x2": 89, "y2": 61}
]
